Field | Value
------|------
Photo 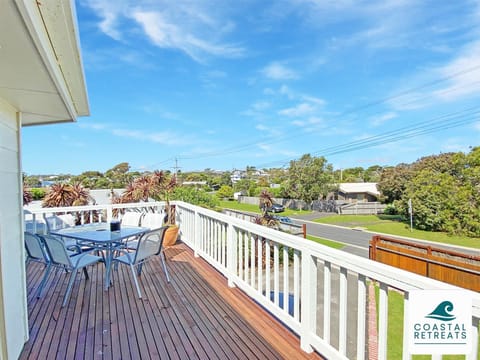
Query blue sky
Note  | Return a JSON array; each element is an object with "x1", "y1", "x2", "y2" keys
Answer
[{"x1": 22, "y1": 0, "x2": 480, "y2": 175}]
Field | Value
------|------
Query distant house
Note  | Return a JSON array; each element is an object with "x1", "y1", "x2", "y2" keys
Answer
[
  {"x1": 89, "y1": 189, "x2": 125, "y2": 205},
  {"x1": 337, "y1": 183, "x2": 380, "y2": 203},
  {"x1": 230, "y1": 170, "x2": 245, "y2": 184},
  {"x1": 182, "y1": 181, "x2": 207, "y2": 187}
]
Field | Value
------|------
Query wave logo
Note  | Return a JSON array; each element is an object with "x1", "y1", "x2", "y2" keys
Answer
[{"x1": 425, "y1": 300, "x2": 456, "y2": 321}]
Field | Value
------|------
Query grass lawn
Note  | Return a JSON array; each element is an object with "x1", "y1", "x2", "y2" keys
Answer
[
  {"x1": 218, "y1": 200, "x2": 312, "y2": 217},
  {"x1": 314, "y1": 215, "x2": 480, "y2": 249},
  {"x1": 377, "y1": 287, "x2": 478, "y2": 359},
  {"x1": 306, "y1": 234, "x2": 344, "y2": 249},
  {"x1": 219, "y1": 201, "x2": 347, "y2": 250}
]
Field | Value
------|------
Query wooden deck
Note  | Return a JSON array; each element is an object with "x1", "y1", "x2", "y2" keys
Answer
[{"x1": 20, "y1": 242, "x2": 323, "y2": 359}]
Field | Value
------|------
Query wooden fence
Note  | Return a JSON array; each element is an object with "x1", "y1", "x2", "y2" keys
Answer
[{"x1": 369, "y1": 235, "x2": 480, "y2": 291}]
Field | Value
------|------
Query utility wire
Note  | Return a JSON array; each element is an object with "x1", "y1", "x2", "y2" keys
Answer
[
  {"x1": 145, "y1": 64, "x2": 480, "y2": 170},
  {"x1": 255, "y1": 105, "x2": 480, "y2": 168}
]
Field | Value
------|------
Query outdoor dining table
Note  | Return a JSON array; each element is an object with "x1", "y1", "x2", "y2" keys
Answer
[{"x1": 51, "y1": 223, "x2": 149, "y2": 290}]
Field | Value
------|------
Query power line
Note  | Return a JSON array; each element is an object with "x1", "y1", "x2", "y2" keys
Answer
[
  {"x1": 176, "y1": 64, "x2": 480, "y2": 162},
  {"x1": 254, "y1": 105, "x2": 480, "y2": 168}
]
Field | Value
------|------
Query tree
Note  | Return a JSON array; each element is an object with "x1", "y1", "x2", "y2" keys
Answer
[
  {"x1": 216, "y1": 185, "x2": 234, "y2": 199},
  {"x1": 391, "y1": 150, "x2": 480, "y2": 237},
  {"x1": 341, "y1": 167, "x2": 365, "y2": 182},
  {"x1": 283, "y1": 154, "x2": 335, "y2": 203},
  {"x1": 364, "y1": 165, "x2": 383, "y2": 182},
  {"x1": 233, "y1": 179, "x2": 255, "y2": 194},
  {"x1": 377, "y1": 164, "x2": 412, "y2": 203},
  {"x1": 173, "y1": 187, "x2": 219, "y2": 209},
  {"x1": 105, "y1": 162, "x2": 132, "y2": 188}
]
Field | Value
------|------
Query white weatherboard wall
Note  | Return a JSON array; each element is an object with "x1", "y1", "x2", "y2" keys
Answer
[{"x1": 0, "y1": 98, "x2": 27, "y2": 359}]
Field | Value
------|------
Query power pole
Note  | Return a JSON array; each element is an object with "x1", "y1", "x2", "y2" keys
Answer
[{"x1": 172, "y1": 158, "x2": 181, "y2": 182}]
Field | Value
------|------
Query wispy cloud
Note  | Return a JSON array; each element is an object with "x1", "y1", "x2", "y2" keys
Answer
[
  {"x1": 262, "y1": 62, "x2": 299, "y2": 80},
  {"x1": 82, "y1": 0, "x2": 245, "y2": 62},
  {"x1": 79, "y1": 121, "x2": 194, "y2": 146},
  {"x1": 200, "y1": 70, "x2": 228, "y2": 89},
  {"x1": 112, "y1": 128, "x2": 190, "y2": 146},
  {"x1": 278, "y1": 103, "x2": 315, "y2": 117},
  {"x1": 291, "y1": 116, "x2": 326, "y2": 132},
  {"x1": 369, "y1": 112, "x2": 397, "y2": 127},
  {"x1": 432, "y1": 41, "x2": 480, "y2": 101},
  {"x1": 132, "y1": 11, "x2": 244, "y2": 62},
  {"x1": 77, "y1": 121, "x2": 108, "y2": 130}
]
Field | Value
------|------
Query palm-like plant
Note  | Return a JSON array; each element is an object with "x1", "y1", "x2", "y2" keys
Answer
[
  {"x1": 42, "y1": 183, "x2": 76, "y2": 207},
  {"x1": 257, "y1": 189, "x2": 278, "y2": 227},
  {"x1": 42, "y1": 183, "x2": 96, "y2": 224},
  {"x1": 23, "y1": 185, "x2": 33, "y2": 205},
  {"x1": 116, "y1": 171, "x2": 178, "y2": 224}
]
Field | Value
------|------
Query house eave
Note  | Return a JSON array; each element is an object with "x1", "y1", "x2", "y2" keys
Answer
[{"x1": 0, "y1": 0, "x2": 89, "y2": 126}]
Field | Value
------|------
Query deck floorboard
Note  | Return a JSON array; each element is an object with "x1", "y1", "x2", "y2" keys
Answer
[{"x1": 20, "y1": 242, "x2": 323, "y2": 359}]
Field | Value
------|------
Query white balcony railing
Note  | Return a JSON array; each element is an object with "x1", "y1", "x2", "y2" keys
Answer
[{"x1": 24, "y1": 201, "x2": 480, "y2": 360}]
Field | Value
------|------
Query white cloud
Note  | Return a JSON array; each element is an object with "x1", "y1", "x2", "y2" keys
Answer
[
  {"x1": 82, "y1": 0, "x2": 126, "y2": 40},
  {"x1": 262, "y1": 62, "x2": 299, "y2": 80},
  {"x1": 301, "y1": 95, "x2": 326, "y2": 106},
  {"x1": 82, "y1": 1, "x2": 245, "y2": 62},
  {"x1": 432, "y1": 41, "x2": 480, "y2": 101},
  {"x1": 278, "y1": 103, "x2": 315, "y2": 117},
  {"x1": 77, "y1": 121, "x2": 108, "y2": 130},
  {"x1": 441, "y1": 137, "x2": 472, "y2": 153},
  {"x1": 291, "y1": 117, "x2": 326, "y2": 134},
  {"x1": 252, "y1": 101, "x2": 271, "y2": 111},
  {"x1": 369, "y1": 112, "x2": 397, "y2": 127},
  {"x1": 112, "y1": 128, "x2": 188, "y2": 145},
  {"x1": 132, "y1": 11, "x2": 244, "y2": 62}
]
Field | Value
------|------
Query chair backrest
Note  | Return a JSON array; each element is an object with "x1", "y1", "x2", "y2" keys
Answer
[
  {"x1": 140, "y1": 213, "x2": 164, "y2": 229},
  {"x1": 121, "y1": 212, "x2": 143, "y2": 227},
  {"x1": 134, "y1": 227, "x2": 168, "y2": 263},
  {"x1": 24, "y1": 231, "x2": 49, "y2": 262},
  {"x1": 41, "y1": 234, "x2": 73, "y2": 267},
  {"x1": 43, "y1": 214, "x2": 74, "y2": 233}
]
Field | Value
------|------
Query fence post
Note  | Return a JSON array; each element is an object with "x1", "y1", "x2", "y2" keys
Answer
[
  {"x1": 370, "y1": 235, "x2": 379, "y2": 260},
  {"x1": 302, "y1": 223, "x2": 307, "y2": 239},
  {"x1": 426, "y1": 246, "x2": 432, "y2": 278}
]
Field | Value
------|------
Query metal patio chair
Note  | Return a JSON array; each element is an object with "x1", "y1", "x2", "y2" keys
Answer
[
  {"x1": 113, "y1": 227, "x2": 170, "y2": 298},
  {"x1": 121, "y1": 211, "x2": 144, "y2": 227},
  {"x1": 24, "y1": 231, "x2": 51, "y2": 298},
  {"x1": 40, "y1": 234, "x2": 103, "y2": 307}
]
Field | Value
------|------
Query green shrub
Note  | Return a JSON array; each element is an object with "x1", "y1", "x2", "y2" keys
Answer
[
  {"x1": 30, "y1": 188, "x2": 46, "y2": 200},
  {"x1": 383, "y1": 203, "x2": 397, "y2": 215}
]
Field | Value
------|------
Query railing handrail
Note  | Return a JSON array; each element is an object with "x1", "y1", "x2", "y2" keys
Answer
[{"x1": 175, "y1": 201, "x2": 480, "y2": 314}]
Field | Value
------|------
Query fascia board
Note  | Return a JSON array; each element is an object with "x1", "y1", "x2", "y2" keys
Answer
[{"x1": 13, "y1": 0, "x2": 87, "y2": 123}]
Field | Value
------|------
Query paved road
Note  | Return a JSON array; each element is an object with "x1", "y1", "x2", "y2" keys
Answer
[{"x1": 289, "y1": 212, "x2": 480, "y2": 258}]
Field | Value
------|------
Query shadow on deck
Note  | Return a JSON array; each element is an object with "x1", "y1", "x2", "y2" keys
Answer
[{"x1": 20, "y1": 242, "x2": 323, "y2": 359}]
